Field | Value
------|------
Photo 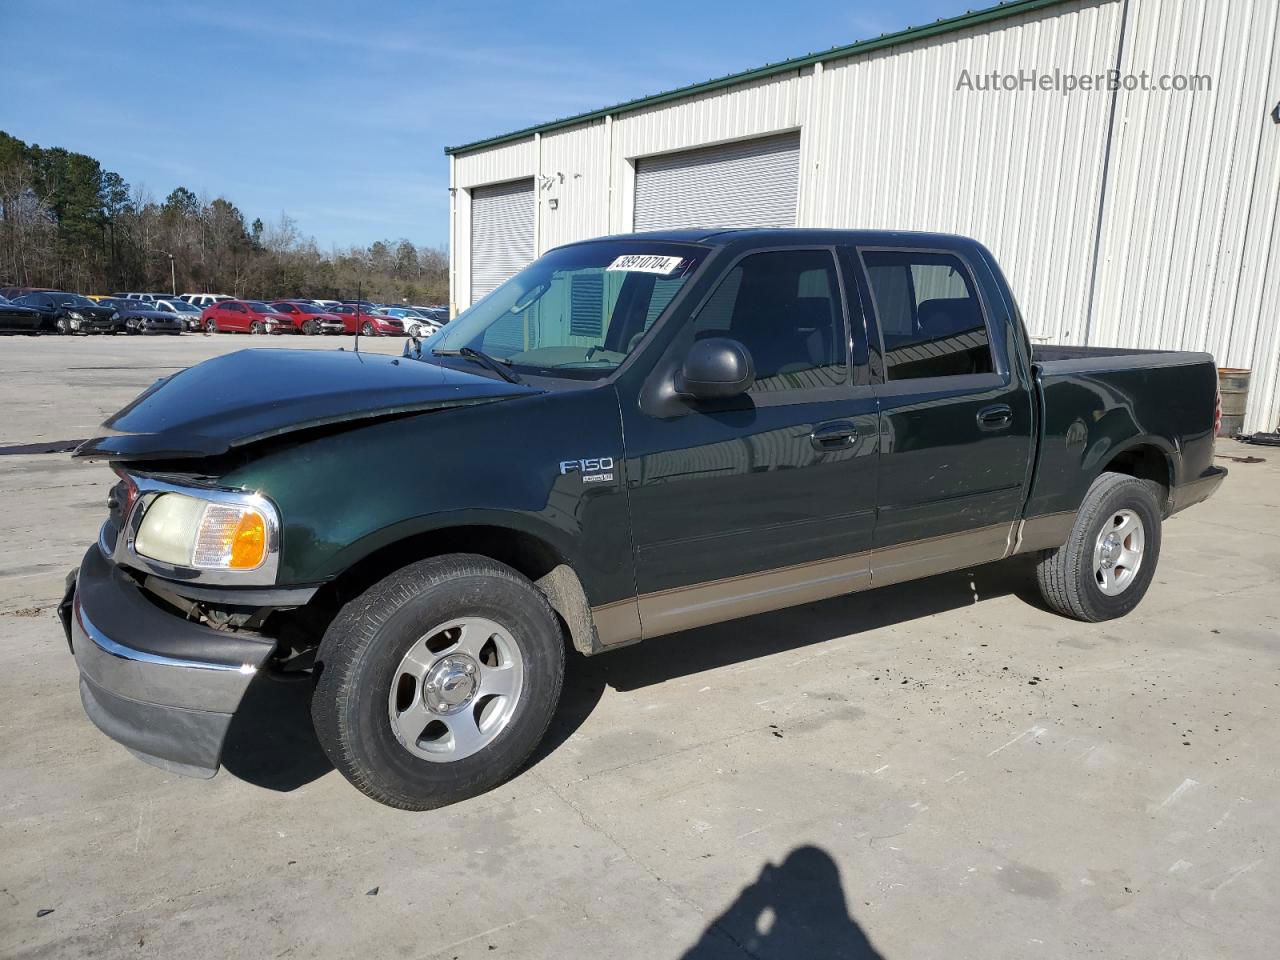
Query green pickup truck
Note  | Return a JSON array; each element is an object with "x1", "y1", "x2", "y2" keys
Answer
[{"x1": 61, "y1": 229, "x2": 1226, "y2": 809}]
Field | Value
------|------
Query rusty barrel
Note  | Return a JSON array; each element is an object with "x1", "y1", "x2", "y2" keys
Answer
[{"x1": 1217, "y1": 367, "x2": 1250, "y2": 438}]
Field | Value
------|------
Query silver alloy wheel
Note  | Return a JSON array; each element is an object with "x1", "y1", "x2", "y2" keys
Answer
[
  {"x1": 387, "y1": 617, "x2": 524, "y2": 762},
  {"x1": 1093, "y1": 508, "x2": 1145, "y2": 596}
]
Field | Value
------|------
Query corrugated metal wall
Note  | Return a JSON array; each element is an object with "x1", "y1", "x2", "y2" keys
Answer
[
  {"x1": 450, "y1": 0, "x2": 1280, "y2": 430},
  {"x1": 1089, "y1": 0, "x2": 1280, "y2": 434}
]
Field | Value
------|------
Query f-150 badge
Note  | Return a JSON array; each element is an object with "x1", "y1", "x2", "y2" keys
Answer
[{"x1": 560, "y1": 457, "x2": 615, "y2": 483}]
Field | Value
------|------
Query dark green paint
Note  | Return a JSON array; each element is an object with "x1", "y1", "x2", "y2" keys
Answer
[{"x1": 83, "y1": 230, "x2": 1224, "y2": 619}]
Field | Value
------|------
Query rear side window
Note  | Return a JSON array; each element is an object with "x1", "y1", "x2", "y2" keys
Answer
[{"x1": 862, "y1": 250, "x2": 993, "y2": 380}]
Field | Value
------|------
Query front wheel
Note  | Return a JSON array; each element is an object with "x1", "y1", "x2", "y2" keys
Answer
[
  {"x1": 54, "y1": 317, "x2": 70, "y2": 335},
  {"x1": 302, "y1": 319, "x2": 316, "y2": 335},
  {"x1": 250, "y1": 320, "x2": 265, "y2": 335},
  {"x1": 1035, "y1": 472, "x2": 1163, "y2": 622},
  {"x1": 360, "y1": 321, "x2": 376, "y2": 337},
  {"x1": 312, "y1": 554, "x2": 565, "y2": 810}
]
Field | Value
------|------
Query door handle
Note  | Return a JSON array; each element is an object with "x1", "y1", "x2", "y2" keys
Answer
[
  {"x1": 810, "y1": 422, "x2": 858, "y2": 451},
  {"x1": 977, "y1": 404, "x2": 1013, "y2": 430}
]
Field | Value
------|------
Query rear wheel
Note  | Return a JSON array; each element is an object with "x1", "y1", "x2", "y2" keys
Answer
[
  {"x1": 1035, "y1": 472, "x2": 1163, "y2": 622},
  {"x1": 312, "y1": 554, "x2": 565, "y2": 810}
]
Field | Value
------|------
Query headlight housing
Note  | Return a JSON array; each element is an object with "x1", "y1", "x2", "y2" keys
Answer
[
  {"x1": 134, "y1": 494, "x2": 269, "y2": 570},
  {"x1": 115, "y1": 477, "x2": 281, "y2": 584}
]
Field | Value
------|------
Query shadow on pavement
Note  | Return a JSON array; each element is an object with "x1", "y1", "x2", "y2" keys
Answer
[
  {"x1": 224, "y1": 556, "x2": 1045, "y2": 791},
  {"x1": 681, "y1": 845, "x2": 884, "y2": 959},
  {"x1": 221, "y1": 673, "x2": 332, "y2": 790},
  {"x1": 528, "y1": 555, "x2": 1042, "y2": 770}
]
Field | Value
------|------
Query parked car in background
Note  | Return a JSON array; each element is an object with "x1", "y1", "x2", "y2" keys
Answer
[
  {"x1": 98, "y1": 297, "x2": 183, "y2": 335},
  {"x1": 412, "y1": 306, "x2": 449, "y2": 324},
  {"x1": 0, "y1": 294, "x2": 45, "y2": 333},
  {"x1": 309, "y1": 299, "x2": 342, "y2": 309},
  {"x1": 327, "y1": 303, "x2": 405, "y2": 336},
  {"x1": 377, "y1": 307, "x2": 439, "y2": 338},
  {"x1": 0, "y1": 286, "x2": 55, "y2": 300},
  {"x1": 202, "y1": 299, "x2": 296, "y2": 334},
  {"x1": 113, "y1": 292, "x2": 171, "y2": 303},
  {"x1": 152, "y1": 298, "x2": 204, "y2": 331},
  {"x1": 13, "y1": 291, "x2": 119, "y2": 334},
  {"x1": 182, "y1": 294, "x2": 234, "y2": 309},
  {"x1": 269, "y1": 300, "x2": 347, "y2": 335}
]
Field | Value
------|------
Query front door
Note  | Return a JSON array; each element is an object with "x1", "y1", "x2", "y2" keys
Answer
[
  {"x1": 853, "y1": 245, "x2": 1035, "y2": 585},
  {"x1": 622, "y1": 246, "x2": 880, "y2": 640}
]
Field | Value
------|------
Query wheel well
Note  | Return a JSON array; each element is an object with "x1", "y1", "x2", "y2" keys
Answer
[
  {"x1": 1103, "y1": 444, "x2": 1172, "y2": 508},
  {"x1": 323, "y1": 525, "x2": 599, "y2": 656}
]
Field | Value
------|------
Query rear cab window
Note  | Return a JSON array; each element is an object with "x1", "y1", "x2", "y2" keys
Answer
[{"x1": 860, "y1": 249, "x2": 994, "y2": 381}]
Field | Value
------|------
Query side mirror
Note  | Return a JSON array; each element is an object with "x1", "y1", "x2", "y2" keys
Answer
[{"x1": 675, "y1": 337, "x2": 755, "y2": 401}]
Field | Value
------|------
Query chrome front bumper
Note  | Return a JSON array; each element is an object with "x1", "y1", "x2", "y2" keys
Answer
[{"x1": 65, "y1": 546, "x2": 276, "y2": 777}]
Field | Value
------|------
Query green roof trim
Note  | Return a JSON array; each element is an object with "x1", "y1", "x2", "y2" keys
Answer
[{"x1": 444, "y1": 0, "x2": 1077, "y2": 156}]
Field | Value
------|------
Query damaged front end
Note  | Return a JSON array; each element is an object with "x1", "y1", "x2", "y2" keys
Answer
[{"x1": 62, "y1": 347, "x2": 541, "y2": 776}]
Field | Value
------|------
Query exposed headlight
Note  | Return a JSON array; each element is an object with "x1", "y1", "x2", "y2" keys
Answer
[
  {"x1": 134, "y1": 493, "x2": 272, "y2": 571},
  {"x1": 69, "y1": 311, "x2": 84, "y2": 320}
]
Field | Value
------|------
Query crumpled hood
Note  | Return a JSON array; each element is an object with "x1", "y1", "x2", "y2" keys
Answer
[{"x1": 74, "y1": 348, "x2": 542, "y2": 461}]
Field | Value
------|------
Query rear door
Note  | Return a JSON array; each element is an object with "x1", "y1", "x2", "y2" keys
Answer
[
  {"x1": 852, "y1": 245, "x2": 1035, "y2": 585},
  {"x1": 222, "y1": 302, "x2": 246, "y2": 331},
  {"x1": 623, "y1": 245, "x2": 880, "y2": 639}
]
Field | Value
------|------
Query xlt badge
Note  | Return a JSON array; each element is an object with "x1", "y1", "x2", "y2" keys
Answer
[{"x1": 560, "y1": 457, "x2": 615, "y2": 483}]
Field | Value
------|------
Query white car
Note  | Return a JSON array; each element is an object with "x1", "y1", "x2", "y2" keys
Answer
[
  {"x1": 378, "y1": 307, "x2": 441, "y2": 338},
  {"x1": 151, "y1": 298, "x2": 205, "y2": 331},
  {"x1": 180, "y1": 294, "x2": 234, "y2": 309},
  {"x1": 309, "y1": 299, "x2": 342, "y2": 310}
]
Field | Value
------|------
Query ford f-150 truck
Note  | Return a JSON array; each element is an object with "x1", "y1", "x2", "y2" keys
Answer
[{"x1": 60, "y1": 229, "x2": 1226, "y2": 809}]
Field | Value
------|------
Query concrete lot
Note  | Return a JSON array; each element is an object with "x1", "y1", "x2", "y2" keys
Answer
[{"x1": 1, "y1": 334, "x2": 1276, "y2": 959}]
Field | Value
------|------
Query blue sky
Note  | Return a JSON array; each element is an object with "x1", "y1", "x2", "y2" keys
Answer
[{"x1": 4, "y1": 0, "x2": 967, "y2": 250}]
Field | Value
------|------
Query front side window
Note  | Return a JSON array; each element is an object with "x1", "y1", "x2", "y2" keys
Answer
[
  {"x1": 862, "y1": 250, "x2": 993, "y2": 380},
  {"x1": 688, "y1": 249, "x2": 848, "y2": 393},
  {"x1": 430, "y1": 241, "x2": 707, "y2": 380}
]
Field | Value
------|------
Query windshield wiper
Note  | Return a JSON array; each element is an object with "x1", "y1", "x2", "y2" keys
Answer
[{"x1": 431, "y1": 346, "x2": 522, "y2": 384}]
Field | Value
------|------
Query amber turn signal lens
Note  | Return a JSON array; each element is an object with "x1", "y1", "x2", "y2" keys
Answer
[{"x1": 228, "y1": 511, "x2": 267, "y2": 569}]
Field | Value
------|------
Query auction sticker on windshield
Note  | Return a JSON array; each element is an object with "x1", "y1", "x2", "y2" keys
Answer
[{"x1": 606, "y1": 255, "x2": 684, "y2": 275}]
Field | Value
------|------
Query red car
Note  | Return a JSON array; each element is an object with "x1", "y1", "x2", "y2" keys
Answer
[
  {"x1": 201, "y1": 300, "x2": 297, "y2": 335},
  {"x1": 326, "y1": 303, "x2": 405, "y2": 336},
  {"x1": 269, "y1": 301, "x2": 347, "y2": 335}
]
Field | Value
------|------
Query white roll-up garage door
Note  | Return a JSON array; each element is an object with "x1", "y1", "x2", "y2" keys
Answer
[
  {"x1": 634, "y1": 132, "x2": 800, "y2": 232},
  {"x1": 470, "y1": 179, "x2": 535, "y2": 302}
]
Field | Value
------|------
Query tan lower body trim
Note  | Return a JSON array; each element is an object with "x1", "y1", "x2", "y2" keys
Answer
[
  {"x1": 1014, "y1": 511, "x2": 1077, "y2": 554},
  {"x1": 589, "y1": 520, "x2": 1032, "y2": 648},
  {"x1": 636, "y1": 550, "x2": 872, "y2": 642},
  {"x1": 870, "y1": 521, "x2": 1016, "y2": 588}
]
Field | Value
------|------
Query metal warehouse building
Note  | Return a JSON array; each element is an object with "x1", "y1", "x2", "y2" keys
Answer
[{"x1": 446, "y1": 0, "x2": 1280, "y2": 432}]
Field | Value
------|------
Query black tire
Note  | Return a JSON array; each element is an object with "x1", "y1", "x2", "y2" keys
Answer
[
  {"x1": 250, "y1": 320, "x2": 265, "y2": 335},
  {"x1": 302, "y1": 319, "x2": 316, "y2": 335},
  {"x1": 312, "y1": 554, "x2": 566, "y2": 810},
  {"x1": 206, "y1": 317, "x2": 217, "y2": 334},
  {"x1": 54, "y1": 316, "x2": 70, "y2": 335},
  {"x1": 1035, "y1": 472, "x2": 1163, "y2": 622},
  {"x1": 361, "y1": 321, "x2": 376, "y2": 337}
]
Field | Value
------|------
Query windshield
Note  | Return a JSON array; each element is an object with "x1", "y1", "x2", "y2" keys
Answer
[
  {"x1": 167, "y1": 299, "x2": 199, "y2": 312},
  {"x1": 430, "y1": 242, "x2": 705, "y2": 379},
  {"x1": 245, "y1": 301, "x2": 279, "y2": 313},
  {"x1": 288, "y1": 302, "x2": 324, "y2": 314}
]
